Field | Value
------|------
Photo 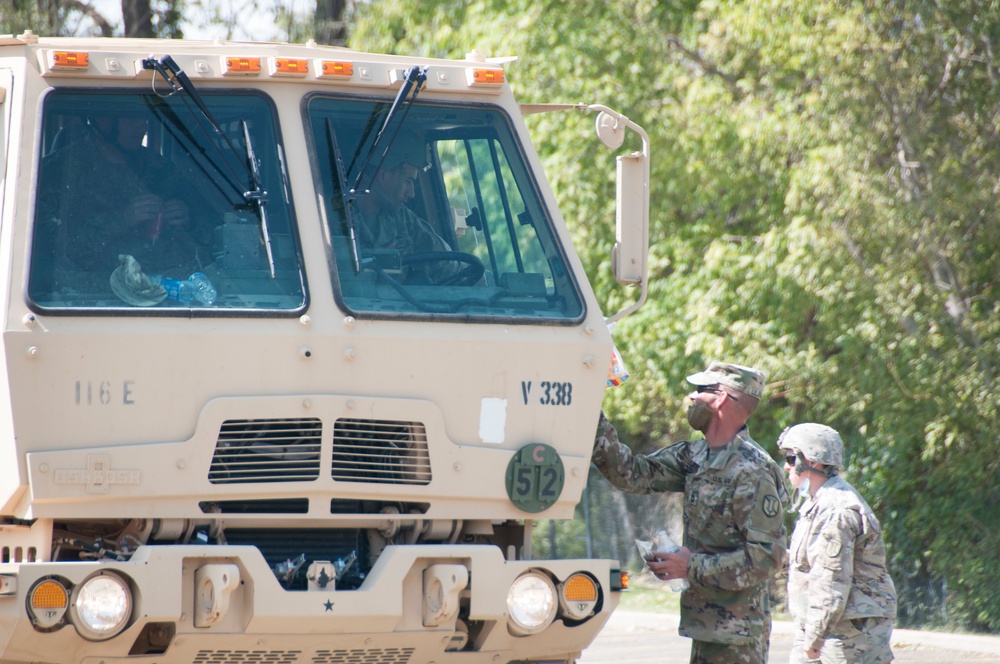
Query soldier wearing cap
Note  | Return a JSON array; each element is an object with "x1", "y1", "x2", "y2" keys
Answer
[
  {"x1": 352, "y1": 138, "x2": 460, "y2": 284},
  {"x1": 780, "y1": 424, "x2": 897, "y2": 663},
  {"x1": 593, "y1": 361, "x2": 789, "y2": 664}
]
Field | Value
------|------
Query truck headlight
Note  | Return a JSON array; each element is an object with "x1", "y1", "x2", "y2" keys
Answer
[
  {"x1": 70, "y1": 572, "x2": 132, "y2": 640},
  {"x1": 506, "y1": 571, "x2": 557, "y2": 636}
]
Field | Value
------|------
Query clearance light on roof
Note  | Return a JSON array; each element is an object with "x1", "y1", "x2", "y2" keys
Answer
[
  {"x1": 271, "y1": 57, "x2": 310, "y2": 76},
  {"x1": 50, "y1": 51, "x2": 90, "y2": 70},
  {"x1": 319, "y1": 60, "x2": 354, "y2": 78},
  {"x1": 468, "y1": 68, "x2": 505, "y2": 86},
  {"x1": 223, "y1": 56, "x2": 262, "y2": 75}
]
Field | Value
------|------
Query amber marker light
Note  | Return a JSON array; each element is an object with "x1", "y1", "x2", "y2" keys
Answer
[
  {"x1": 273, "y1": 58, "x2": 309, "y2": 76},
  {"x1": 558, "y1": 573, "x2": 600, "y2": 621},
  {"x1": 31, "y1": 579, "x2": 68, "y2": 609},
  {"x1": 51, "y1": 51, "x2": 90, "y2": 69},
  {"x1": 563, "y1": 573, "x2": 598, "y2": 602},
  {"x1": 225, "y1": 56, "x2": 262, "y2": 74},
  {"x1": 471, "y1": 68, "x2": 504, "y2": 85},
  {"x1": 28, "y1": 578, "x2": 70, "y2": 630},
  {"x1": 320, "y1": 61, "x2": 354, "y2": 78}
]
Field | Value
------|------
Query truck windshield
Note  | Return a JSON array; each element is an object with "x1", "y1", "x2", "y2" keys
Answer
[
  {"x1": 29, "y1": 90, "x2": 305, "y2": 312},
  {"x1": 308, "y1": 96, "x2": 584, "y2": 322}
]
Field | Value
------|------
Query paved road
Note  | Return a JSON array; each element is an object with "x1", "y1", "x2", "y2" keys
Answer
[{"x1": 579, "y1": 611, "x2": 1000, "y2": 663}]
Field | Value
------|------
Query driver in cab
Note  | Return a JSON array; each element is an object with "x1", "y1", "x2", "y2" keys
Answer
[{"x1": 352, "y1": 139, "x2": 463, "y2": 284}]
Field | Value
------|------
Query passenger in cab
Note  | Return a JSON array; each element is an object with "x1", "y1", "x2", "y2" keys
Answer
[{"x1": 35, "y1": 108, "x2": 214, "y2": 280}]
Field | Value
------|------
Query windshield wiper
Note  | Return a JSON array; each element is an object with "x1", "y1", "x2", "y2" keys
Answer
[
  {"x1": 142, "y1": 54, "x2": 275, "y2": 278},
  {"x1": 349, "y1": 65, "x2": 428, "y2": 196},
  {"x1": 241, "y1": 119, "x2": 275, "y2": 277},
  {"x1": 326, "y1": 118, "x2": 362, "y2": 273},
  {"x1": 342, "y1": 65, "x2": 428, "y2": 273}
]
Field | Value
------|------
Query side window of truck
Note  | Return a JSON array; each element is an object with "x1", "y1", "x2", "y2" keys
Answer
[
  {"x1": 307, "y1": 95, "x2": 584, "y2": 322},
  {"x1": 28, "y1": 90, "x2": 306, "y2": 313}
]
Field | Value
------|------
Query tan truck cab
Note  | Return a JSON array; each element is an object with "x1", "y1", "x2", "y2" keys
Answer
[{"x1": 0, "y1": 31, "x2": 649, "y2": 664}]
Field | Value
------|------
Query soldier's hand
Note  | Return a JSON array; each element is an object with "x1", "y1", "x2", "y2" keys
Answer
[
  {"x1": 125, "y1": 193, "x2": 163, "y2": 226},
  {"x1": 161, "y1": 198, "x2": 190, "y2": 227},
  {"x1": 646, "y1": 546, "x2": 691, "y2": 580}
]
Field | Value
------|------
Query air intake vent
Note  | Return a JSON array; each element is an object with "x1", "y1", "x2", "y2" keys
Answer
[
  {"x1": 194, "y1": 651, "x2": 301, "y2": 664},
  {"x1": 332, "y1": 419, "x2": 431, "y2": 485},
  {"x1": 314, "y1": 649, "x2": 415, "y2": 664},
  {"x1": 209, "y1": 418, "x2": 322, "y2": 484}
]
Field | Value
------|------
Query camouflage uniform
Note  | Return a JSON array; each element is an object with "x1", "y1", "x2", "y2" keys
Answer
[
  {"x1": 788, "y1": 475, "x2": 897, "y2": 663},
  {"x1": 35, "y1": 126, "x2": 214, "y2": 281},
  {"x1": 353, "y1": 191, "x2": 460, "y2": 284},
  {"x1": 593, "y1": 412, "x2": 789, "y2": 664},
  {"x1": 355, "y1": 196, "x2": 452, "y2": 259}
]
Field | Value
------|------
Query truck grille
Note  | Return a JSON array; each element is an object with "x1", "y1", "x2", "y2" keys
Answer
[
  {"x1": 331, "y1": 418, "x2": 431, "y2": 485},
  {"x1": 209, "y1": 418, "x2": 323, "y2": 484},
  {"x1": 208, "y1": 417, "x2": 432, "y2": 486},
  {"x1": 223, "y1": 527, "x2": 368, "y2": 590}
]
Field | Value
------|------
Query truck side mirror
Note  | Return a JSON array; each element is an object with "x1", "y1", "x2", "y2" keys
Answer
[
  {"x1": 592, "y1": 109, "x2": 649, "y2": 297},
  {"x1": 519, "y1": 103, "x2": 650, "y2": 321},
  {"x1": 611, "y1": 151, "x2": 648, "y2": 285},
  {"x1": 590, "y1": 107, "x2": 650, "y2": 320},
  {"x1": 595, "y1": 110, "x2": 647, "y2": 285}
]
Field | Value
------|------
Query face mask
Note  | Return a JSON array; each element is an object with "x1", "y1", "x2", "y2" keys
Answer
[
  {"x1": 798, "y1": 475, "x2": 811, "y2": 498},
  {"x1": 684, "y1": 396, "x2": 715, "y2": 432}
]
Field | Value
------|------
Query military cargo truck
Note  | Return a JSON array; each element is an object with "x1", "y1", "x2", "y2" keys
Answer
[{"x1": 0, "y1": 30, "x2": 649, "y2": 664}]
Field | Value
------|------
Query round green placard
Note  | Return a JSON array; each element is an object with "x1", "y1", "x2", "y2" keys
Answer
[{"x1": 505, "y1": 443, "x2": 565, "y2": 513}]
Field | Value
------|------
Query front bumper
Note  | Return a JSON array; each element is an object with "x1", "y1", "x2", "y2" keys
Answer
[{"x1": 0, "y1": 543, "x2": 619, "y2": 664}]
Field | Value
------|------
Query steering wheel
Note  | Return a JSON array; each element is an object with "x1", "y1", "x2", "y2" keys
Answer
[{"x1": 401, "y1": 251, "x2": 486, "y2": 287}]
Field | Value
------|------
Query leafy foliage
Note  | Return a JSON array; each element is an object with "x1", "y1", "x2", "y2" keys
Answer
[
  {"x1": 351, "y1": 0, "x2": 1000, "y2": 632},
  {"x1": 0, "y1": 1, "x2": 185, "y2": 38}
]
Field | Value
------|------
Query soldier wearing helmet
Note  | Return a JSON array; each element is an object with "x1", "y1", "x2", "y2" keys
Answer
[{"x1": 779, "y1": 424, "x2": 897, "y2": 664}]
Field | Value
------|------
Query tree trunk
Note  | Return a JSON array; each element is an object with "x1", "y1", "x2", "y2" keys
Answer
[
  {"x1": 314, "y1": 0, "x2": 347, "y2": 46},
  {"x1": 122, "y1": 0, "x2": 154, "y2": 38}
]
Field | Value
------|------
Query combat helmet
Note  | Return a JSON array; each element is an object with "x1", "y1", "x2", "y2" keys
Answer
[{"x1": 778, "y1": 423, "x2": 844, "y2": 470}]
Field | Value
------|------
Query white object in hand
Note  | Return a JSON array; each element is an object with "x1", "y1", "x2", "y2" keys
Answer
[{"x1": 652, "y1": 530, "x2": 690, "y2": 592}]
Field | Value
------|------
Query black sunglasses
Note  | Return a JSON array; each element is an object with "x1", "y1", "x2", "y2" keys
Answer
[
  {"x1": 784, "y1": 454, "x2": 797, "y2": 466},
  {"x1": 696, "y1": 386, "x2": 739, "y2": 401}
]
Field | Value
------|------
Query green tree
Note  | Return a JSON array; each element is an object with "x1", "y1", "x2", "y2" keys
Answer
[
  {"x1": 349, "y1": 0, "x2": 1000, "y2": 631},
  {"x1": 0, "y1": 0, "x2": 183, "y2": 38}
]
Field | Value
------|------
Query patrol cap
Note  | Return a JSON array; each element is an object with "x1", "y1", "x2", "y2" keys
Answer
[
  {"x1": 686, "y1": 361, "x2": 765, "y2": 400},
  {"x1": 778, "y1": 423, "x2": 844, "y2": 469}
]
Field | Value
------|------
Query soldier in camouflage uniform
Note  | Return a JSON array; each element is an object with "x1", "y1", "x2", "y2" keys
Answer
[
  {"x1": 352, "y1": 141, "x2": 462, "y2": 284},
  {"x1": 780, "y1": 423, "x2": 897, "y2": 663},
  {"x1": 593, "y1": 361, "x2": 789, "y2": 664}
]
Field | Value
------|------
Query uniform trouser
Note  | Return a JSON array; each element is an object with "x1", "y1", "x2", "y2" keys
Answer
[
  {"x1": 689, "y1": 620, "x2": 770, "y2": 664},
  {"x1": 789, "y1": 616, "x2": 894, "y2": 664}
]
